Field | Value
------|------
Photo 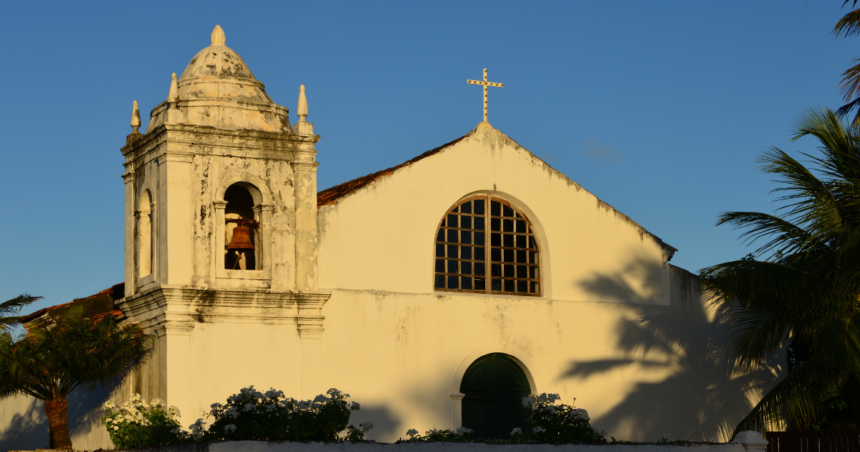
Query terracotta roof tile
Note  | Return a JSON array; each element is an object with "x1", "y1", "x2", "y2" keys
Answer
[
  {"x1": 317, "y1": 133, "x2": 471, "y2": 208},
  {"x1": 20, "y1": 282, "x2": 125, "y2": 324}
]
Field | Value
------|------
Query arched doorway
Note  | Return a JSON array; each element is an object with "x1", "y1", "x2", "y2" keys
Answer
[{"x1": 460, "y1": 353, "x2": 531, "y2": 439}]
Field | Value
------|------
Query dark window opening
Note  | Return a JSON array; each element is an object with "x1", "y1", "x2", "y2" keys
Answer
[
  {"x1": 224, "y1": 184, "x2": 258, "y2": 270},
  {"x1": 434, "y1": 195, "x2": 541, "y2": 296}
]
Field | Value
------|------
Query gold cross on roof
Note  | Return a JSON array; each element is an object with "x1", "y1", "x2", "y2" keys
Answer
[{"x1": 467, "y1": 68, "x2": 503, "y2": 128}]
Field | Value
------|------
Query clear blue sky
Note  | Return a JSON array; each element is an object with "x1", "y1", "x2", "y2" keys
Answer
[{"x1": 0, "y1": 1, "x2": 853, "y2": 314}]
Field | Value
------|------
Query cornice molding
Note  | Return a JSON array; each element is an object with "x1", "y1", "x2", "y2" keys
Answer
[{"x1": 119, "y1": 287, "x2": 331, "y2": 335}]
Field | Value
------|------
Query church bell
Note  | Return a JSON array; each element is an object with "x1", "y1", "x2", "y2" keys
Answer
[{"x1": 227, "y1": 224, "x2": 255, "y2": 250}]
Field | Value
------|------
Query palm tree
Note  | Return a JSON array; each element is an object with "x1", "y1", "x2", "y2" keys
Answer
[
  {"x1": 833, "y1": 1, "x2": 860, "y2": 126},
  {"x1": 700, "y1": 107, "x2": 860, "y2": 436},
  {"x1": 0, "y1": 305, "x2": 154, "y2": 449},
  {"x1": 0, "y1": 294, "x2": 41, "y2": 330}
]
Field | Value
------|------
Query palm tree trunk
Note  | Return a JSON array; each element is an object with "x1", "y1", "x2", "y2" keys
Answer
[{"x1": 43, "y1": 396, "x2": 72, "y2": 450}]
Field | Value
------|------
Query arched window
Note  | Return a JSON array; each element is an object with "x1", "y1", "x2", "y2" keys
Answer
[
  {"x1": 434, "y1": 195, "x2": 541, "y2": 296},
  {"x1": 224, "y1": 184, "x2": 259, "y2": 270},
  {"x1": 460, "y1": 353, "x2": 531, "y2": 439},
  {"x1": 138, "y1": 189, "x2": 154, "y2": 279}
]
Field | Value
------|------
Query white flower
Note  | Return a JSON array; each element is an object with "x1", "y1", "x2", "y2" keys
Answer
[
  {"x1": 244, "y1": 403, "x2": 256, "y2": 412},
  {"x1": 546, "y1": 406, "x2": 557, "y2": 415},
  {"x1": 547, "y1": 393, "x2": 560, "y2": 403},
  {"x1": 210, "y1": 402, "x2": 223, "y2": 410},
  {"x1": 265, "y1": 404, "x2": 277, "y2": 412},
  {"x1": 522, "y1": 396, "x2": 535, "y2": 408},
  {"x1": 456, "y1": 427, "x2": 473, "y2": 435},
  {"x1": 511, "y1": 427, "x2": 523, "y2": 436},
  {"x1": 350, "y1": 401, "x2": 361, "y2": 411},
  {"x1": 265, "y1": 389, "x2": 284, "y2": 399},
  {"x1": 327, "y1": 388, "x2": 348, "y2": 398},
  {"x1": 313, "y1": 394, "x2": 329, "y2": 403},
  {"x1": 360, "y1": 421, "x2": 374, "y2": 432},
  {"x1": 189, "y1": 418, "x2": 206, "y2": 429},
  {"x1": 406, "y1": 429, "x2": 419, "y2": 438},
  {"x1": 113, "y1": 425, "x2": 119, "y2": 431},
  {"x1": 225, "y1": 424, "x2": 238, "y2": 433},
  {"x1": 103, "y1": 401, "x2": 116, "y2": 410},
  {"x1": 569, "y1": 408, "x2": 590, "y2": 421},
  {"x1": 533, "y1": 427, "x2": 546, "y2": 434},
  {"x1": 150, "y1": 398, "x2": 165, "y2": 408}
]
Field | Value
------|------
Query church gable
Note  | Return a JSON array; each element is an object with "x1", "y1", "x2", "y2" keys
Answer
[{"x1": 317, "y1": 126, "x2": 674, "y2": 305}]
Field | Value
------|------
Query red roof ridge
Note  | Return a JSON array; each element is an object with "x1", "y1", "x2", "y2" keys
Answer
[{"x1": 317, "y1": 133, "x2": 472, "y2": 208}]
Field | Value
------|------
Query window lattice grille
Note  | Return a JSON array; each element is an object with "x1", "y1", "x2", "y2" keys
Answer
[{"x1": 434, "y1": 196, "x2": 541, "y2": 296}]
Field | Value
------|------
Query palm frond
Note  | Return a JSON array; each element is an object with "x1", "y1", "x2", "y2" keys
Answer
[
  {"x1": 733, "y1": 354, "x2": 848, "y2": 438},
  {"x1": 0, "y1": 294, "x2": 41, "y2": 317},
  {"x1": 834, "y1": 7, "x2": 860, "y2": 38},
  {"x1": 715, "y1": 211, "x2": 822, "y2": 258},
  {"x1": 0, "y1": 305, "x2": 154, "y2": 401},
  {"x1": 836, "y1": 97, "x2": 860, "y2": 129},
  {"x1": 758, "y1": 148, "x2": 847, "y2": 236},
  {"x1": 814, "y1": 312, "x2": 860, "y2": 375},
  {"x1": 0, "y1": 294, "x2": 42, "y2": 331},
  {"x1": 701, "y1": 259, "x2": 852, "y2": 330},
  {"x1": 726, "y1": 306, "x2": 793, "y2": 373}
]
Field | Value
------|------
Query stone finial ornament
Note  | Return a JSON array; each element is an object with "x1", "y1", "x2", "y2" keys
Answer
[
  {"x1": 168, "y1": 73, "x2": 179, "y2": 106},
  {"x1": 131, "y1": 100, "x2": 141, "y2": 134},
  {"x1": 294, "y1": 84, "x2": 313, "y2": 135},
  {"x1": 297, "y1": 84, "x2": 308, "y2": 121},
  {"x1": 211, "y1": 25, "x2": 226, "y2": 46}
]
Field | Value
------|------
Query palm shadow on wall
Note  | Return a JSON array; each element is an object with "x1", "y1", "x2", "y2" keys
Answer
[
  {"x1": 67, "y1": 382, "x2": 114, "y2": 445},
  {"x1": 0, "y1": 397, "x2": 47, "y2": 451},
  {"x1": 0, "y1": 380, "x2": 117, "y2": 451},
  {"x1": 565, "y1": 256, "x2": 783, "y2": 441}
]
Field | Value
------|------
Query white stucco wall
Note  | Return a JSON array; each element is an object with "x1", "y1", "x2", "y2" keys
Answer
[
  {"x1": 314, "y1": 127, "x2": 785, "y2": 442},
  {"x1": 101, "y1": 439, "x2": 760, "y2": 452},
  {"x1": 317, "y1": 128, "x2": 670, "y2": 305}
]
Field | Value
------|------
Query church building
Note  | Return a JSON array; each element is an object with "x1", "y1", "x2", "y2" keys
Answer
[{"x1": 0, "y1": 26, "x2": 784, "y2": 450}]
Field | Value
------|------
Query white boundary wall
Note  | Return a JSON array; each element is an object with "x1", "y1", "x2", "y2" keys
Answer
[{"x1": 14, "y1": 431, "x2": 766, "y2": 452}]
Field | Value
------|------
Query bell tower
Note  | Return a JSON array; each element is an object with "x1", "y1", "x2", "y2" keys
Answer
[{"x1": 118, "y1": 26, "x2": 330, "y2": 414}]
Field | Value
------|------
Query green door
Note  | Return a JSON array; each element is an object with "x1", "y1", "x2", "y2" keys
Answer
[{"x1": 460, "y1": 353, "x2": 531, "y2": 439}]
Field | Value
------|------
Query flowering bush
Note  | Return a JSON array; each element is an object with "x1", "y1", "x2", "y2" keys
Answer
[
  {"x1": 102, "y1": 394, "x2": 186, "y2": 449},
  {"x1": 523, "y1": 393, "x2": 605, "y2": 443},
  {"x1": 658, "y1": 433, "x2": 676, "y2": 443},
  {"x1": 203, "y1": 386, "x2": 361, "y2": 442},
  {"x1": 343, "y1": 421, "x2": 374, "y2": 441},
  {"x1": 402, "y1": 427, "x2": 474, "y2": 442}
]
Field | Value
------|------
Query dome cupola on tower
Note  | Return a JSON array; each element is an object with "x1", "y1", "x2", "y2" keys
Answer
[{"x1": 145, "y1": 25, "x2": 292, "y2": 133}]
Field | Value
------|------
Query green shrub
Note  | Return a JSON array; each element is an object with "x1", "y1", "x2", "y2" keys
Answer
[
  {"x1": 403, "y1": 427, "x2": 474, "y2": 442},
  {"x1": 523, "y1": 393, "x2": 605, "y2": 443},
  {"x1": 202, "y1": 386, "x2": 362, "y2": 442},
  {"x1": 102, "y1": 394, "x2": 186, "y2": 448}
]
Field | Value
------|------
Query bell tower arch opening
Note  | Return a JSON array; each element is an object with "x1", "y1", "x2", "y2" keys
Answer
[
  {"x1": 459, "y1": 353, "x2": 531, "y2": 439},
  {"x1": 138, "y1": 189, "x2": 154, "y2": 279},
  {"x1": 224, "y1": 183, "x2": 260, "y2": 271}
]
